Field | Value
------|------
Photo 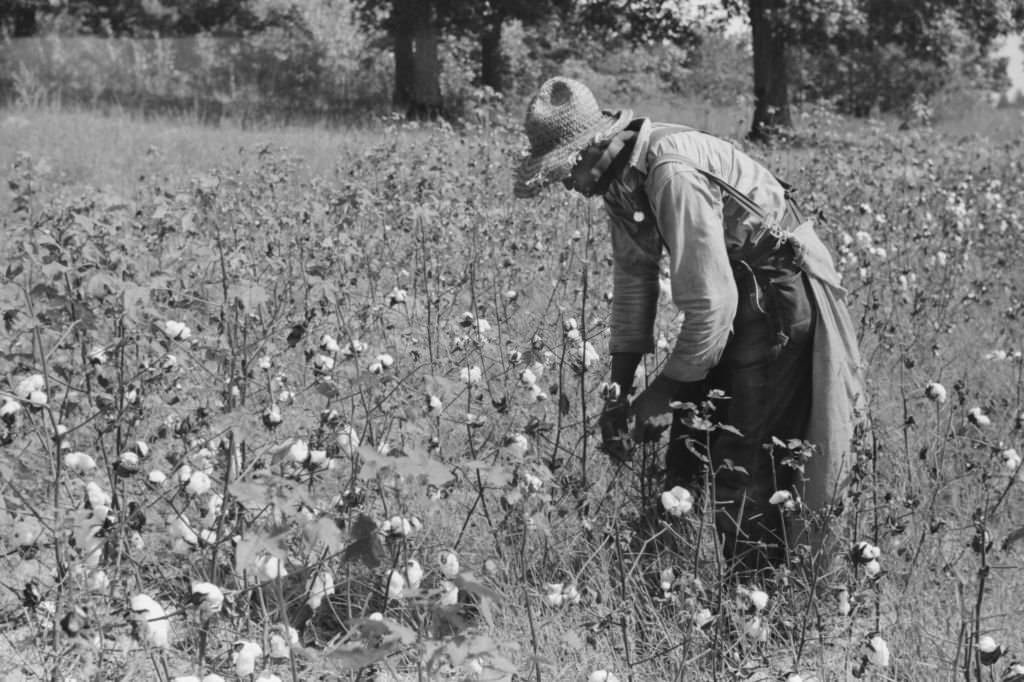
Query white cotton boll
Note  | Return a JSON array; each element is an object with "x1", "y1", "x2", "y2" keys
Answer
[
  {"x1": 588, "y1": 671, "x2": 621, "y2": 682},
  {"x1": 185, "y1": 471, "x2": 212, "y2": 496},
  {"x1": 460, "y1": 365, "x2": 482, "y2": 385},
  {"x1": 968, "y1": 407, "x2": 991, "y2": 427},
  {"x1": 337, "y1": 424, "x2": 360, "y2": 456},
  {"x1": 768, "y1": 490, "x2": 792, "y2": 506},
  {"x1": 863, "y1": 558, "x2": 882, "y2": 578},
  {"x1": 85, "y1": 481, "x2": 111, "y2": 509},
  {"x1": 426, "y1": 393, "x2": 443, "y2": 416},
  {"x1": 543, "y1": 583, "x2": 564, "y2": 607},
  {"x1": 288, "y1": 439, "x2": 310, "y2": 463},
  {"x1": 233, "y1": 641, "x2": 262, "y2": 677},
  {"x1": 1001, "y1": 448, "x2": 1022, "y2": 473},
  {"x1": 436, "y1": 580, "x2": 459, "y2": 606},
  {"x1": 64, "y1": 452, "x2": 97, "y2": 475},
  {"x1": 745, "y1": 587, "x2": 769, "y2": 612},
  {"x1": 256, "y1": 555, "x2": 287, "y2": 581},
  {"x1": 168, "y1": 513, "x2": 199, "y2": 547},
  {"x1": 308, "y1": 449, "x2": 327, "y2": 467},
  {"x1": 176, "y1": 464, "x2": 193, "y2": 485},
  {"x1": 130, "y1": 594, "x2": 169, "y2": 648},
  {"x1": 312, "y1": 353, "x2": 335, "y2": 373},
  {"x1": 319, "y1": 333, "x2": 340, "y2": 354},
  {"x1": 161, "y1": 320, "x2": 191, "y2": 341},
  {"x1": 15, "y1": 374, "x2": 45, "y2": 400},
  {"x1": 202, "y1": 675, "x2": 226, "y2": 682},
  {"x1": 404, "y1": 559, "x2": 423, "y2": 590},
  {"x1": 86, "y1": 569, "x2": 109, "y2": 592},
  {"x1": 743, "y1": 615, "x2": 770, "y2": 642},
  {"x1": 147, "y1": 470, "x2": 167, "y2": 487},
  {"x1": 386, "y1": 569, "x2": 406, "y2": 600},
  {"x1": 563, "y1": 584, "x2": 581, "y2": 605},
  {"x1": 925, "y1": 381, "x2": 948, "y2": 403},
  {"x1": 502, "y1": 433, "x2": 529, "y2": 458},
  {"x1": 268, "y1": 626, "x2": 297, "y2": 660},
  {"x1": 693, "y1": 608, "x2": 714, "y2": 629},
  {"x1": 307, "y1": 569, "x2": 335, "y2": 611},
  {"x1": 191, "y1": 582, "x2": 224, "y2": 617},
  {"x1": 0, "y1": 397, "x2": 21, "y2": 419},
  {"x1": 838, "y1": 588, "x2": 851, "y2": 616},
  {"x1": 660, "y1": 486, "x2": 694, "y2": 517},
  {"x1": 438, "y1": 550, "x2": 460, "y2": 579},
  {"x1": 865, "y1": 634, "x2": 890, "y2": 667},
  {"x1": 519, "y1": 368, "x2": 537, "y2": 386},
  {"x1": 659, "y1": 567, "x2": 675, "y2": 593}
]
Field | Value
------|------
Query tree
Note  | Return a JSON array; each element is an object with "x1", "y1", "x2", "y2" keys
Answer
[
  {"x1": 357, "y1": 0, "x2": 443, "y2": 118},
  {"x1": 747, "y1": 0, "x2": 790, "y2": 140}
]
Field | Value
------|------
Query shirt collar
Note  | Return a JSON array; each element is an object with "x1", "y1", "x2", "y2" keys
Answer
[{"x1": 627, "y1": 118, "x2": 654, "y2": 174}]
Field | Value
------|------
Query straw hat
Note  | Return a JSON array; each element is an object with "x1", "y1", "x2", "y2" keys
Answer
[{"x1": 513, "y1": 77, "x2": 632, "y2": 198}]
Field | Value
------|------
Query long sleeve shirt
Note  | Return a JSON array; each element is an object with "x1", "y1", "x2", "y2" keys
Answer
[{"x1": 603, "y1": 119, "x2": 790, "y2": 382}]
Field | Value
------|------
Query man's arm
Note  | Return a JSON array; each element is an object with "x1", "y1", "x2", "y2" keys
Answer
[{"x1": 646, "y1": 163, "x2": 737, "y2": 383}]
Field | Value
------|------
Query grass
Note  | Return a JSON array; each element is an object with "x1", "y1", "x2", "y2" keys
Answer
[{"x1": 1, "y1": 99, "x2": 1024, "y2": 682}]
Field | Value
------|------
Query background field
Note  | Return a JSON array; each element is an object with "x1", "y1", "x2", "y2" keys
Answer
[{"x1": 1, "y1": 90, "x2": 1024, "y2": 682}]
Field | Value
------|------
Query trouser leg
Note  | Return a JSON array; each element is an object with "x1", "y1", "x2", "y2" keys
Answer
[{"x1": 707, "y1": 268, "x2": 816, "y2": 572}]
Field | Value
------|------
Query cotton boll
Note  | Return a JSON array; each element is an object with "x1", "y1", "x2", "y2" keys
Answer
[
  {"x1": 864, "y1": 633, "x2": 890, "y2": 667},
  {"x1": 85, "y1": 481, "x2": 112, "y2": 509},
  {"x1": 306, "y1": 569, "x2": 335, "y2": 611},
  {"x1": 404, "y1": 559, "x2": 423, "y2": 590},
  {"x1": 184, "y1": 471, "x2": 212, "y2": 496},
  {"x1": 64, "y1": 452, "x2": 97, "y2": 475},
  {"x1": 255, "y1": 555, "x2": 287, "y2": 581},
  {"x1": 190, "y1": 582, "x2": 224, "y2": 618},
  {"x1": 438, "y1": 580, "x2": 459, "y2": 606},
  {"x1": 438, "y1": 550, "x2": 460, "y2": 579},
  {"x1": 129, "y1": 594, "x2": 169, "y2": 648},
  {"x1": 588, "y1": 671, "x2": 620, "y2": 682},
  {"x1": 233, "y1": 641, "x2": 262, "y2": 677},
  {"x1": 660, "y1": 486, "x2": 694, "y2": 517},
  {"x1": 386, "y1": 569, "x2": 406, "y2": 600}
]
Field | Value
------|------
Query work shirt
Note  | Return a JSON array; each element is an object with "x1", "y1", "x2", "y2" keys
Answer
[{"x1": 604, "y1": 119, "x2": 790, "y2": 382}]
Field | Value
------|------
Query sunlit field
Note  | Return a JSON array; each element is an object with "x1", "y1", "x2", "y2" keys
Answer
[{"x1": 2, "y1": 101, "x2": 1024, "y2": 682}]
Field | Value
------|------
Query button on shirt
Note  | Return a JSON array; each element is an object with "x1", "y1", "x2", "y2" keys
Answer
[{"x1": 604, "y1": 119, "x2": 790, "y2": 382}]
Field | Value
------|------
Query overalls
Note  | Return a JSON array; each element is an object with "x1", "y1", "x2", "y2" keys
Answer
[{"x1": 636, "y1": 128, "x2": 817, "y2": 571}]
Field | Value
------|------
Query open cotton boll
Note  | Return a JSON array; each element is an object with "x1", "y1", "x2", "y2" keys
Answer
[
  {"x1": 438, "y1": 550, "x2": 460, "y2": 579},
  {"x1": 255, "y1": 554, "x2": 287, "y2": 581},
  {"x1": 307, "y1": 569, "x2": 335, "y2": 611},
  {"x1": 232, "y1": 641, "x2": 262, "y2": 677},
  {"x1": 588, "y1": 671, "x2": 620, "y2": 682},
  {"x1": 130, "y1": 593, "x2": 169, "y2": 648},
  {"x1": 190, "y1": 582, "x2": 224, "y2": 617},
  {"x1": 64, "y1": 452, "x2": 97, "y2": 475},
  {"x1": 864, "y1": 633, "x2": 890, "y2": 667},
  {"x1": 660, "y1": 486, "x2": 694, "y2": 517},
  {"x1": 385, "y1": 569, "x2": 406, "y2": 600},
  {"x1": 15, "y1": 374, "x2": 45, "y2": 400},
  {"x1": 404, "y1": 559, "x2": 423, "y2": 590}
]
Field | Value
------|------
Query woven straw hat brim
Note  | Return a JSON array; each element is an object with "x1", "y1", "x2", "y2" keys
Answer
[{"x1": 514, "y1": 109, "x2": 632, "y2": 198}]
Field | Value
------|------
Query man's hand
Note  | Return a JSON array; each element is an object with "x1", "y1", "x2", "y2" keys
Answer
[
  {"x1": 630, "y1": 373, "x2": 683, "y2": 443},
  {"x1": 598, "y1": 397, "x2": 633, "y2": 462}
]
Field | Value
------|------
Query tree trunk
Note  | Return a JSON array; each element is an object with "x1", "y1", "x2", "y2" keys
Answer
[
  {"x1": 392, "y1": 0, "x2": 415, "y2": 110},
  {"x1": 748, "y1": 0, "x2": 792, "y2": 141},
  {"x1": 480, "y1": 13, "x2": 504, "y2": 92},
  {"x1": 409, "y1": 0, "x2": 442, "y2": 119}
]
